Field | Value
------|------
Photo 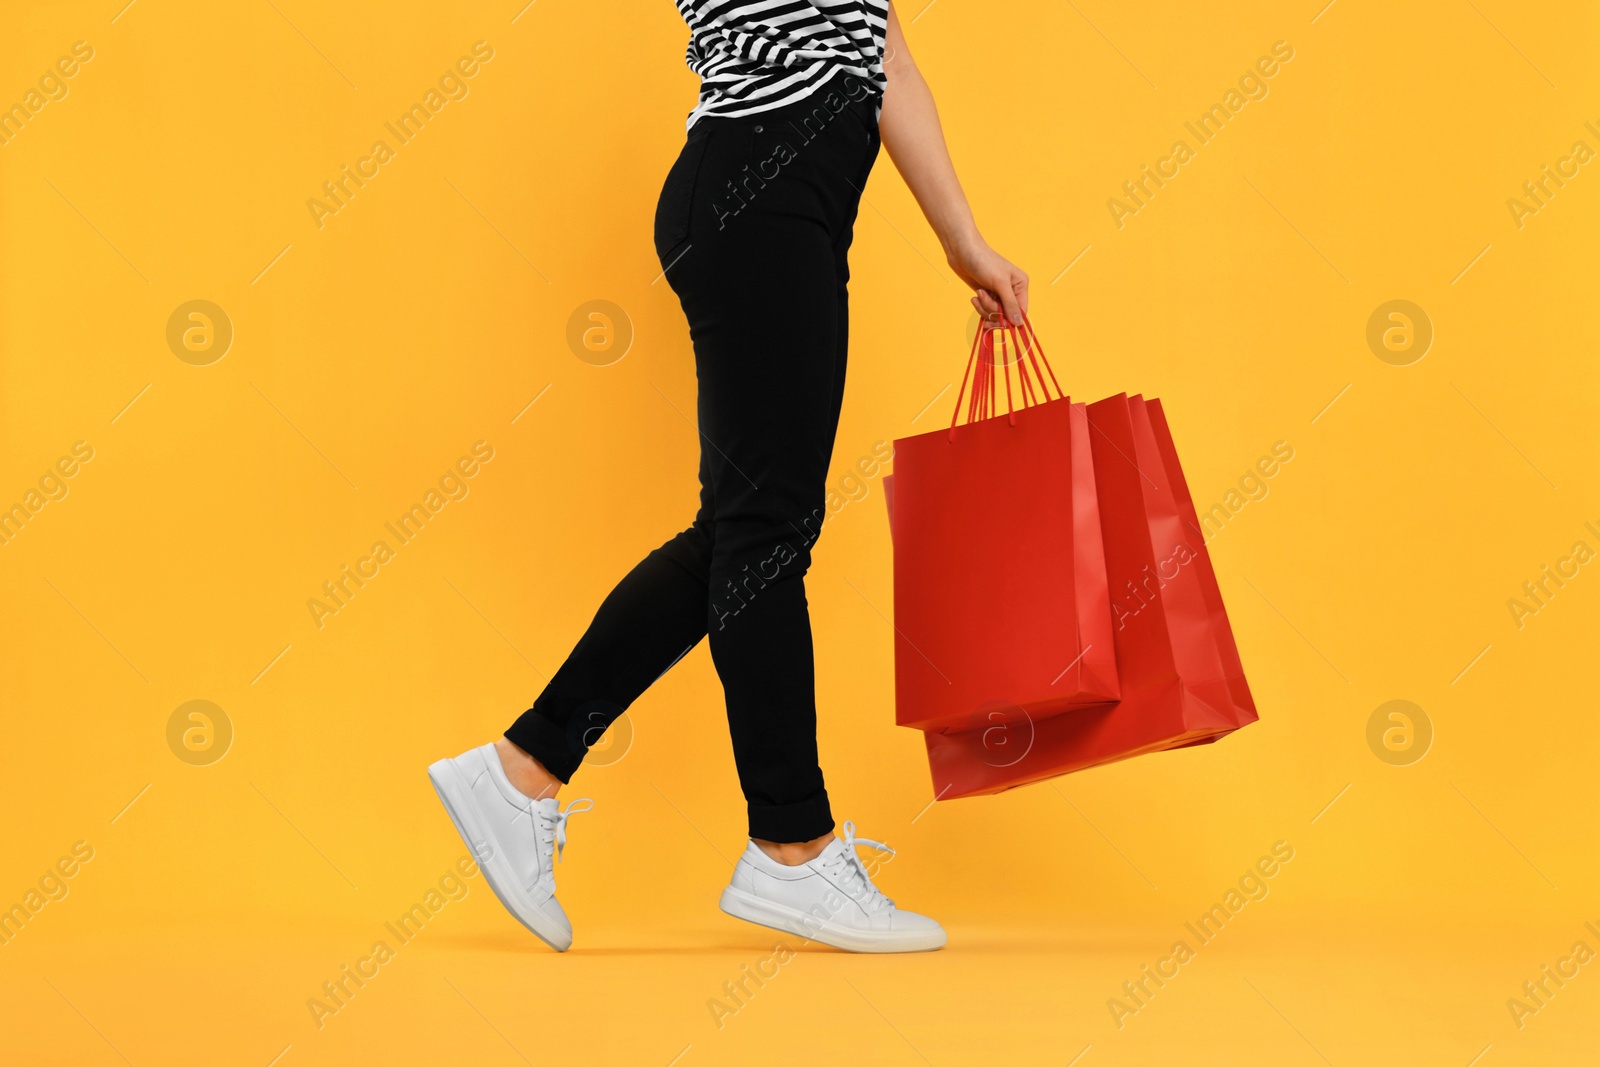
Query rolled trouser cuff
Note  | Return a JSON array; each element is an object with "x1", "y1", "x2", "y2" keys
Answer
[
  {"x1": 503, "y1": 710, "x2": 582, "y2": 783},
  {"x1": 747, "y1": 789, "x2": 834, "y2": 843}
]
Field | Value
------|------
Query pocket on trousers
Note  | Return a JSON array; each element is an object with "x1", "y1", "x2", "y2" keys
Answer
[
  {"x1": 840, "y1": 98, "x2": 878, "y2": 143},
  {"x1": 855, "y1": 129, "x2": 882, "y2": 191},
  {"x1": 654, "y1": 132, "x2": 712, "y2": 262}
]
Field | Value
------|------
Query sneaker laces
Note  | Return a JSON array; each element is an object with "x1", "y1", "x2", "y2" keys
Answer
[
  {"x1": 520, "y1": 797, "x2": 593, "y2": 866},
  {"x1": 826, "y1": 820, "x2": 897, "y2": 912},
  {"x1": 543, "y1": 797, "x2": 593, "y2": 862}
]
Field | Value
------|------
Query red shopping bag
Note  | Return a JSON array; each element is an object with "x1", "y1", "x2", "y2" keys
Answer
[
  {"x1": 1145, "y1": 397, "x2": 1256, "y2": 732},
  {"x1": 886, "y1": 323, "x2": 1118, "y2": 733},
  {"x1": 921, "y1": 390, "x2": 1258, "y2": 798}
]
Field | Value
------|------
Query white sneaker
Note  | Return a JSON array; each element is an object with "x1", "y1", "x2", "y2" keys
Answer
[
  {"x1": 719, "y1": 820, "x2": 946, "y2": 953},
  {"x1": 427, "y1": 743, "x2": 593, "y2": 952}
]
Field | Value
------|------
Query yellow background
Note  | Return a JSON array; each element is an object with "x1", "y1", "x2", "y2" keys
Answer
[{"x1": 2, "y1": 1, "x2": 1597, "y2": 1064}]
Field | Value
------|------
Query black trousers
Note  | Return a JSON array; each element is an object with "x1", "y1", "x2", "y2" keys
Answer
[{"x1": 506, "y1": 81, "x2": 883, "y2": 843}]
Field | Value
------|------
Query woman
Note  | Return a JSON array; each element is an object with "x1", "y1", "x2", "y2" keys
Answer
[{"x1": 429, "y1": 1, "x2": 1028, "y2": 953}]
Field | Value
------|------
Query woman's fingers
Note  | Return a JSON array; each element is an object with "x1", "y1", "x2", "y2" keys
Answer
[
  {"x1": 992, "y1": 273, "x2": 1024, "y2": 329},
  {"x1": 958, "y1": 248, "x2": 1030, "y2": 327},
  {"x1": 980, "y1": 262, "x2": 1026, "y2": 327},
  {"x1": 972, "y1": 288, "x2": 1003, "y2": 322}
]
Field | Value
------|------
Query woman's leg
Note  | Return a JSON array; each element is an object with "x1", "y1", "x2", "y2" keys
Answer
[
  {"x1": 499, "y1": 283, "x2": 843, "y2": 825},
  {"x1": 503, "y1": 97, "x2": 873, "y2": 844},
  {"x1": 687, "y1": 237, "x2": 844, "y2": 846},
  {"x1": 667, "y1": 100, "x2": 882, "y2": 846},
  {"x1": 501, "y1": 523, "x2": 713, "y2": 789}
]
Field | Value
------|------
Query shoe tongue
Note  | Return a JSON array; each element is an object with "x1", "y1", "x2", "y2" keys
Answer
[
  {"x1": 817, "y1": 838, "x2": 882, "y2": 903},
  {"x1": 815, "y1": 835, "x2": 851, "y2": 866}
]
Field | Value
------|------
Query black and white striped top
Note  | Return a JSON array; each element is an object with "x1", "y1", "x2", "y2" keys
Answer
[{"x1": 673, "y1": 0, "x2": 890, "y2": 129}]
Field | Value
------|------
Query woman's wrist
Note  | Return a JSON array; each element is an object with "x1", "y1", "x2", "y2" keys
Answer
[{"x1": 940, "y1": 225, "x2": 985, "y2": 267}]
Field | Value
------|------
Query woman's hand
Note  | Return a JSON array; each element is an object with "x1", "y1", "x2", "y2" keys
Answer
[{"x1": 947, "y1": 238, "x2": 1029, "y2": 328}]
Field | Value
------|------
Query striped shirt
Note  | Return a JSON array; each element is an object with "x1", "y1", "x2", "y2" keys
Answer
[{"x1": 674, "y1": 0, "x2": 890, "y2": 129}]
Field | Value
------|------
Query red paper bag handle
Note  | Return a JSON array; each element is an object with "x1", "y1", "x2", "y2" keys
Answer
[{"x1": 948, "y1": 311, "x2": 1061, "y2": 440}]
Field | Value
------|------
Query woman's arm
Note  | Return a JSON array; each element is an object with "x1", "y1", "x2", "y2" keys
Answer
[{"x1": 879, "y1": 2, "x2": 1028, "y2": 327}]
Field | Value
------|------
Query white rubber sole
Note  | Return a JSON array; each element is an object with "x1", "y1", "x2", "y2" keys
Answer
[
  {"x1": 427, "y1": 757, "x2": 571, "y2": 952},
  {"x1": 719, "y1": 885, "x2": 947, "y2": 953}
]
